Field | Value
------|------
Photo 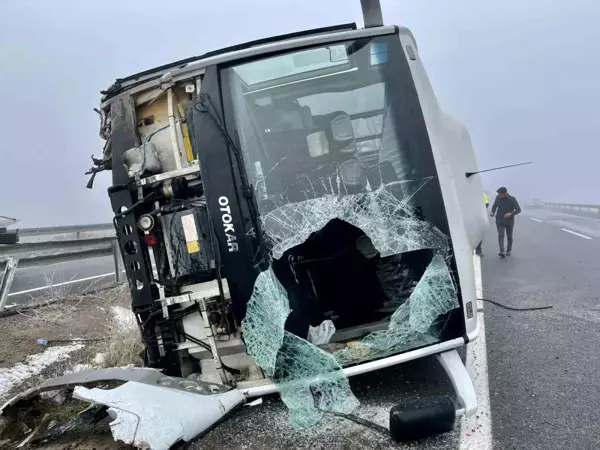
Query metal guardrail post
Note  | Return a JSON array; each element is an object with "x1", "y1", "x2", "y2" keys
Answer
[
  {"x1": 0, "y1": 258, "x2": 19, "y2": 312},
  {"x1": 112, "y1": 240, "x2": 122, "y2": 283}
]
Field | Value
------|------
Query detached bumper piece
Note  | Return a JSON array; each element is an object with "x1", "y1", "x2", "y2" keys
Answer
[
  {"x1": 0, "y1": 367, "x2": 245, "y2": 450},
  {"x1": 74, "y1": 380, "x2": 244, "y2": 450}
]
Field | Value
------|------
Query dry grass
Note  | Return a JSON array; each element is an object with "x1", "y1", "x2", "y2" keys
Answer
[
  {"x1": 16, "y1": 271, "x2": 114, "y2": 326},
  {"x1": 17, "y1": 280, "x2": 145, "y2": 369},
  {"x1": 96, "y1": 315, "x2": 145, "y2": 369},
  {"x1": 1, "y1": 283, "x2": 142, "y2": 400},
  {"x1": 88, "y1": 284, "x2": 145, "y2": 369}
]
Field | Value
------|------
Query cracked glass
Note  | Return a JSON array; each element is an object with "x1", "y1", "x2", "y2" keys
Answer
[{"x1": 228, "y1": 34, "x2": 461, "y2": 428}]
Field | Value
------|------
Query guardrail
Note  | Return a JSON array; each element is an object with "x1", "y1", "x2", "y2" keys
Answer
[
  {"x1": 18, "y1": 223, "x2": 113, "y2": 237},
  {"x1": 532, "y1": 202, "x2": 600, "y2": 219},
  {"x1": 0, "y1": 232, "x2": 120, "y2": 312}
]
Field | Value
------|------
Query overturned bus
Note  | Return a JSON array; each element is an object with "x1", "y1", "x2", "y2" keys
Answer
[{"x1": 87, "y1": 3, "x2": 488, "y2": 439}]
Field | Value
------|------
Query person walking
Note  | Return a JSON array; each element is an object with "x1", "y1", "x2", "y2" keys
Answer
[
  {"x1": 475, "y1": 193, "x2": 490, "y2": 256},
  {"x1": 490, "y1": 187, "x2": 521, "y2": 257}
]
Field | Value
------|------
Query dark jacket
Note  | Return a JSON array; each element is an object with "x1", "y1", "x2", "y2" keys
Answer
[{"x1": 491, "y1": 195, "x2": 521, "y2": 224}]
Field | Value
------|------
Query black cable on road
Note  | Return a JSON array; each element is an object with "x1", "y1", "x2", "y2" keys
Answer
[
  {"x1": 330, "y1": 412, "x2": 390, "y2": 436},
  {"x1": 479, "y1": 298, "x2": 553, "y2": 311}
]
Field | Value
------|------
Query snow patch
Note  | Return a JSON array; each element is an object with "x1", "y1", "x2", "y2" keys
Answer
[
  {"x1": 0, "y1": 344, "x2": 84, "y2": 397},
  {"x1": 111, "y1": 306, "x2": 137, "y2": 331},
  {"x1": 69, "y1": 363, "x2": 92, "y2": 374},
  {"x1": 93, "y1": 353, "x2": 106, "y2": 365}
]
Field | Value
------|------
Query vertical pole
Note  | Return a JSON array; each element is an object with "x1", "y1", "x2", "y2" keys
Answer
[
  {"x1": 112, "y1": 240, "x2": 122, "y2": 283},
  {"x1": 0, "y1": 258, "x2": 19, "y2": 312},
  {"x1": 361, "y1": 0, "x2": 384, "y2": 27}
]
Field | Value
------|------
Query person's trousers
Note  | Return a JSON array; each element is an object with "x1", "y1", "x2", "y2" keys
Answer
[{"x1": 496, "y1": 221, "x2": 514, "y2": 252}]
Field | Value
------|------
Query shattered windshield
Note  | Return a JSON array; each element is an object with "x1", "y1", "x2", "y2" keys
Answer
[
  {"x1": 222, "y1": 34, "x2": 462, "y2": 428},
  {"x1": 225, "y1": 36, "x2": 420, "y2": 214}
]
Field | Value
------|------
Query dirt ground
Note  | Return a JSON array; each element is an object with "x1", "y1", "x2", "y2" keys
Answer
[
  {"x1": 0, "y1": 285, "x2": 137, "y2": 450},
  {"x1": 21, "y1": 423, "x2": 130, "y2": 450},
  {"x1": 0, "y1": 286, "x2": 129, "y2": 370}
]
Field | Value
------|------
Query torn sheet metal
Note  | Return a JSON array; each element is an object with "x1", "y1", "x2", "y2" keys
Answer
[
  {"x1": 74, "y1": 381, "x2": 245, "y2": 450},
  {"x1": 241, "y1": 185, "x2": 459, "y2": 428}
]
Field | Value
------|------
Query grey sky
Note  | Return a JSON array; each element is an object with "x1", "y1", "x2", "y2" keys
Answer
[{"x1": 1, "y1": 0, "x2": 598, "y2": 227}]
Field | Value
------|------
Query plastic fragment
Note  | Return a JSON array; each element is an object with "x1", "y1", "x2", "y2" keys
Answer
[
  {"x1": 307, "y1": 320, "x2": 336, "y2": 345},
  {"x1": 244, "y1": 398, "x2": 263, "y2": 407}
]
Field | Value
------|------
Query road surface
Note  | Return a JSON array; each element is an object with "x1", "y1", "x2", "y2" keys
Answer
[
  {"x1": 6, "y1": 256, "x2": 118, "y2": 306},
  {"x1": 482, "y1": 207, "x2": 600, "y2": 450},
  {"x1": 3, "y1": 206, "x2": 599, "y2": 449}
]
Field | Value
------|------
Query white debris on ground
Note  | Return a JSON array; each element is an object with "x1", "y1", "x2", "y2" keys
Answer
[
  {"x1": 0, "y1": 344, "x2": 84, "y2": 397},
  {"x1": 93, "y1": 353, "x2": 106, "y2": 365},
  {"x1": 69, "y1": 363, "x2": 92, "y2": 374},
  {"x1": 110, "y1": 305, "x2": 137, "y2": 331}
]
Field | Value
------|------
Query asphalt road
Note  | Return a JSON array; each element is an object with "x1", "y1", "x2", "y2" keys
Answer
[
  {"x1": 482, "y1": 207, "x2": 600, "y2": 450},
  {"x1": 6, "y1": 256, "x2": 118, "y2": 306},
  {"x1": 193, "y1": 356, "x2": 463, "y2": 450}
]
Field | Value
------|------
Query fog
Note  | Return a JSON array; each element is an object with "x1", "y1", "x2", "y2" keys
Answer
[{"x1": 0, "y1": 0, "x2": 598, "y2": 227}]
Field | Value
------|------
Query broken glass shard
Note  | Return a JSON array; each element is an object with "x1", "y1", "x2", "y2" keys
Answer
[
  {"x1": 272, "y1": 332, "x2": 359, "y2": 428},
  {"x1": 241, "y1": 185, "x2": 460, "y2": 428},
  {"x1": 262, "y1": 183, "x2": 448, "y2": 260},
  {"x1": 333, "y1": 254, "x2": 458, "y2": 366}
]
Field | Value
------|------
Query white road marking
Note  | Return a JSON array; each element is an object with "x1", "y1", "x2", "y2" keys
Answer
[
  {"x1": 530, "y1": 218, "x2": 543, "y2": 223},
  {"x1": 8, "y1": 272, "x2": 116, "y2": 296},
  {"x1": 560, "y1": 228, "x2": 592, "y2": 240},
  {"x1": 459, "y1": 255, "x2": 492, "y2": 449}
]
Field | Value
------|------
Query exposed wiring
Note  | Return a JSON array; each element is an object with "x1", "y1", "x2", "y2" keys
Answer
[
  {"x1": 114, "y1": 192, "x2": 158, "y2": 220},
  {"x1": 143, "y1": 124, "x2": 170, "y2": 144},
  {"x1": 182, "y1": 332, "x2": 212, "y2": 352},
  {"x1": 313, "y1": 386, "x2": 389, "y2": 436},
  {"x1": 43, "y1": 338, "x2": 105, "y2": 344},
  {"x1": 309, "y1": 387, "x2": 389, "y2": 437},
  {"x1": 330, "y1": 412, "x2": 390, "y2": 436},
  {"x1": 478, "y1": 298, "x2": 553, "y2": 311}
]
